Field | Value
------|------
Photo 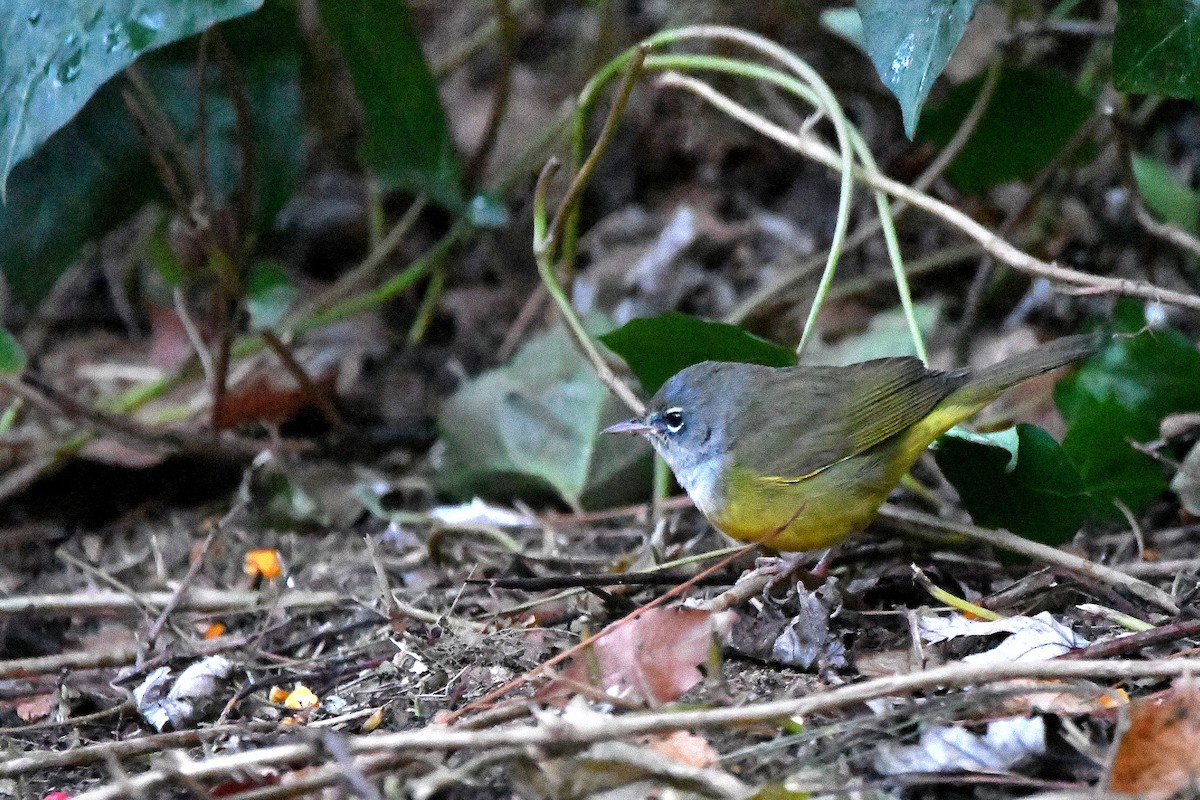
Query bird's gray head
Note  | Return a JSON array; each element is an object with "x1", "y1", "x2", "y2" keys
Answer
[{"x1": 603, "y1": 362, "x2": 738, "y2": 501}]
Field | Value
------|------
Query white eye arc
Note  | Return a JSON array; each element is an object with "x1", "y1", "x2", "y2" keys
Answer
[{"x1": 662, "y1": 407, "x2": 685, "y2": 432}]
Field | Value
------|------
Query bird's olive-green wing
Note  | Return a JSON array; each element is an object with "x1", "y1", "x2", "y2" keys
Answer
[{"x1": 730, "y1": 357, "x2": 966, "y2": 480}]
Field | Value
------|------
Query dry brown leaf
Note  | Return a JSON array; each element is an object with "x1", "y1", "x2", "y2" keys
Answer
[
  {"x1": 213, "y1": 368, "x2": 337, "y2": 430},
  {"x1": 1109, "y1": 681, "x2": 1200, "y2": 797},
  {"x1": 15, "y1": 692, "x2": 55, "y2": 722},
  {"x1": 643, "y1": 730, "x2": 718, "y2": 768},
  {"x1": 539, "y1": 606, "x2": 733, "y2": 707}
]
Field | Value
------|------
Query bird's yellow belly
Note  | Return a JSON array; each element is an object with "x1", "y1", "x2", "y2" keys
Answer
[
  {"x1": 711, "y1": 462, "x2": 889, "y2": 550},
  {"x1": 709, "y1": 412, "x2": 961, "y2": 552}
]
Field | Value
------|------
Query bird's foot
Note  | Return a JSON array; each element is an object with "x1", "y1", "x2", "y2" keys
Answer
[{"x1": 752, "y1": 548, "x2": 835, "y2": 590}]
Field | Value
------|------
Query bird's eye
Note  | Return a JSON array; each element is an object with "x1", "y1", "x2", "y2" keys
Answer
[{"x1": 662, "y1": 408, "x2": 685, "y2": 432}]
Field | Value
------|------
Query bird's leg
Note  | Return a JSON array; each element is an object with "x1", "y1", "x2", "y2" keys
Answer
[{"x1": 752, "y1": 547, "x2": 835, "y2": 589}]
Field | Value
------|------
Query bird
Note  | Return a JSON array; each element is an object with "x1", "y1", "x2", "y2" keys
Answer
[{"x1": 604, "y1": 333, "x2": 1099, "y2": 552}]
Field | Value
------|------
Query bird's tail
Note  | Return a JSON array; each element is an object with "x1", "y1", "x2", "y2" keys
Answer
[{"x1": 953, "y1": 332, "x2": 1103, "y2": 407}]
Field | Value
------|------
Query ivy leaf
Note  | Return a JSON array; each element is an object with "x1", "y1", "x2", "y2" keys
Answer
[
  {"x1": 934, "y1": 424, "x2": 1094, "y2": 546},
  {"x1": 1062, "y1": 395, "x2": 1166, "y2": 518},
  {"x1": 600, "y1": 312, "x2": 796, "y2": 395},
  {"x1": 317, "y1": 0, "x2": 463, "y2": 211},
  {"x1": 1131, "y1": 153, "x2": 1200, "y2": 234},
  {"x1": 1056, "y1": 303, "x2": 1200, "y2": 425}
]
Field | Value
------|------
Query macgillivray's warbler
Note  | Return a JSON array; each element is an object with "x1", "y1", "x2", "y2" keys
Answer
[{"x1": 604, "y1": 333, "x2": 1100, "y2": 552}]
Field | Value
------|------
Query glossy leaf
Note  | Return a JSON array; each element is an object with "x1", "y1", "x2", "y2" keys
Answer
[
  {"x1": 1056, "y1": 303, "x2": 1200, "y2": 425},
  {"x1": 600, "y1": 312, "x2": 796, "y2": 395},
  {"x1": 934, "y1": 424, "x2": 1093, "y2": 546},
  {"x1": 920, "y1": 67, "x2": 1093, "y2": 194},
  {"x1": 317, "y1": 0, "x2": 463, "y2": 211},
  {"x1": 857, "y1": 0, "x2": 981, "y2": 138},
  {"x1": 1114, "y1": 0, "x2": 1200, "y2": 99},
  {"x1": 0, "y1": 0, "x2": 262, "y2": 196},
  {"x1": 0, "y1": 327, "x2": 26, "y2": 375}
]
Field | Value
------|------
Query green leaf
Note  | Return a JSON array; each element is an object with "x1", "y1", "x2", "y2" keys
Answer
[
  {"x1": 246, "y1": 259, "x2": 297, "y2": 331},
  {"x1": 317, "y1": 0, "x2": 463, "y2": 211},
  {"x1": 0, "y1": 0, "x2": 263, "y2": 197},
  {"x1": 1062, "y1": 395, "x2": 1166, "y2": 518},
  {"x1": 599, "y1": 312, "x2": 796, "y2": 395},
  {"x1": 934, "y1": 424, "x2": 1094, "y2": 546},
  {"x1": 0, "y1": 7, "x2": 307, "y2": 307},
  {"x1": 437, "y1": 320, "x2": 651, "y2": 509},
  {"x1": 920, "y1": 66, "x2": 1093, "y2": 194},
  {"x1": 857, "y1": 0, "x2": 982, "y2": 139},
  {"x1": 1131, "y1": 152, "x2": 1200, "y2": 234},
  {"x1": 1056, "y1": 303, "x2": 1200, "y2": 424},
  {"x1": 0, "y1": 328, "x2": 27, "y2": 375},
  {"x1": 941, "y1": 425, "x2": 1020, "y2": 470},
  {"x1": 1114, "y1": 0, "x2": 1200, "y2": 99}
]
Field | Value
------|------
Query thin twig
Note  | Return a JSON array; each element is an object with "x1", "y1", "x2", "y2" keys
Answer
[
  {"x1": 876, "y1": 503, "x2": 1180, "y2": 614},
  {"x1": 0, "y1": 588, "x2": 346, "y2": 617},
  {"x1": 143, "y1": 530, "x2": 217, "y2": 650},
  {"x1": 465, "y1": 0, "x2": 518, "y2": 187},
  {"x1": 6, "y1": 371, "x2": 261, "y2": 460}
]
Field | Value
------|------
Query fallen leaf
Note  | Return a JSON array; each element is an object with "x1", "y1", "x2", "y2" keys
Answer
[
  {"x1": 874, "y1": 716, "x2": 1046, "y2": 775},
  {"x1": 213, "y1": 368, "x2": 337, "y2": 430},
  {"x1": 643, "y1": 730, "x2": 718, "y2": 768},
  {"x1": 15, "y1": 692, "x2": 55, "y2": 722},
  {"x1": 539, "y1": 607, "x2": 733, "y2": 707},
  {"x1": 1109, "y1": 681, "x2": 1200, "y2": 797}
]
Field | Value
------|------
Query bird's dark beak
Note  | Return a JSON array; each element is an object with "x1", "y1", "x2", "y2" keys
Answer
[{"x1": 603, "y1": 418, "x2": 652, "y2": 436}]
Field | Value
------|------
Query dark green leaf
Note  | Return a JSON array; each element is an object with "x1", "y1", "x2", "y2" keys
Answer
[
  {"x1": 0, "y1": 328, "x2": 26, "y2": 375},
  {"x1": 920, "y1": 67, "x2": 1093, "y2": 194},
  {"x1": 599, "y1": 312, "x2": 796, "y2": 395},
  {"x1": 1056, "y1": 303, "x2": 1200, "y2": 424},
  {"x1": 246, "y1": 259, "x2": 296, "y2": 331},
  {"x1": 1114, "y1": 0, "x2": 1200, "y2": 99},
  {"x1": 1, "y1": 0, "x2": 263, "y2": 196},
  {"x1": 0, "y1": 8, "x2": 306, "y2": 307},
  {"x1": 1132, "y1": 153, "x2": 1200, "y2": 234},
  {"x1": 1062, "y1": 395, "x2": 1166, "y2": 517},
  {"x1": 857, "y1": 0, "x2": 982, "y2": 138},
  {"x1": 934, "y1": 424, "x2": 1093, "y2": 546},
  {"x1": 318, "y1": 0, "x2": 463, "y2": 210}
]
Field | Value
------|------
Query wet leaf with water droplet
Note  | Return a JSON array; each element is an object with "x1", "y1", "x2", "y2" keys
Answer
[
  {"x1": 0, "y1": 0, "x2": 263, "y2": 198},
  {"x1": 857, "y1": 0, "x2": 982, "y2": 139}
]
